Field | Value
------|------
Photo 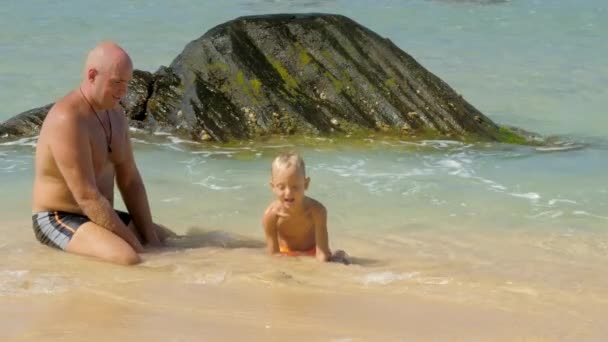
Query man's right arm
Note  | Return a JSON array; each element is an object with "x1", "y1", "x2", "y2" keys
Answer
[{"x1": 47, "y1": 111, "x2": 143, "y2": 252}]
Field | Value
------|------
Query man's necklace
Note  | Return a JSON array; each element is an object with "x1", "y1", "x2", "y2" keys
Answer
[{"x1": 79, "y1": 87, "x2": 112, "y2": 153}]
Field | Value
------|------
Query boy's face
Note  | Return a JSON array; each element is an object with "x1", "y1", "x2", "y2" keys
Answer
[{"x1": 270, "y1": 165, "x2": 310, "y2": 210}]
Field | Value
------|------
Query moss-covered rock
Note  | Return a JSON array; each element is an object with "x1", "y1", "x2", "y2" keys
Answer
[{"x1": 2, "y1": 13, "x2": 530, "y2": 145}]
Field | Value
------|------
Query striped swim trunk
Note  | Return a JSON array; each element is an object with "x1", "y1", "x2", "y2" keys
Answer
[{"x1": 32, "y1": 210, "x2": 132, "y2": 250}]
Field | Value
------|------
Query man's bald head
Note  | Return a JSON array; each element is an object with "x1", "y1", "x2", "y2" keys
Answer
[
  {"x1": 80, "y1": 41, "x2": 133, "y2": 109},
  {"x1": 84, "y1": 41, "x2": 132, "y2": 78}
]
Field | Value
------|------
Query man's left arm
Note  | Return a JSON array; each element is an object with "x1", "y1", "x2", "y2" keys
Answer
[{"x1": 115, "y1": 116, "x2": 161, "y2": 246}]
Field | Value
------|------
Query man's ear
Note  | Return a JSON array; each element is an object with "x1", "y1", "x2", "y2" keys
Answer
[
  {"x1": 269, "y1": 180, "x2": 274, "y2": 189},
  {"x1": 86, "y1": 68, "x2": 98, "y2": 82},
  {"x1": 304, "y1": 176, "x2": 311, "y2": 190}
]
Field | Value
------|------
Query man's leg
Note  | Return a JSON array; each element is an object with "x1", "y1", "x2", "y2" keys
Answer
[{"x1": 66, "y1": 221, "x2": 140, "y2": 265}]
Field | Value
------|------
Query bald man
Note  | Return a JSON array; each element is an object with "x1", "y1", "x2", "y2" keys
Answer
[{"x1": 32, "y1": 42, "x2": 169, "y2": 265}]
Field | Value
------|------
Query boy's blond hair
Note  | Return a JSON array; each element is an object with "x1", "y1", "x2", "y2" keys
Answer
[{"x1": 271, "y1": 152, "x2": 306, "y2": 177}]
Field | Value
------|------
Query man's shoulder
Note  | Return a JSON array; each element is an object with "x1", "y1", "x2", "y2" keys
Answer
[
  {"x1": 108, "y1": 105, "x2": 127, "y2": 122},
  {"x1": 110, "y1": 104, "x2": 125, "y2": 115},
  {"x1": 46, "y1": 91, "x2": 84, "y2": 125}
]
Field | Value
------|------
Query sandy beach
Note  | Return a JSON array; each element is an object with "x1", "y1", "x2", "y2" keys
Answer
[
  {"x1": 3, "y1": 218, "x2": 608, "y2": 341},
  {"x1": 4, "y1": 269, "x2": 607, "y2": 341}
]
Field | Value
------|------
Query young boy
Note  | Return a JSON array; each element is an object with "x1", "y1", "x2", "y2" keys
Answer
[{"x1": 262, "y1": 152, "x2": 349, "y2": 264}]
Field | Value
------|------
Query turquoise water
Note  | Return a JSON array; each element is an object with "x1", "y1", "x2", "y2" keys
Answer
[
  {"x1": 1, "y1": 1, "x2": 608, "y2": 338},
  {"x1": 2, "y1": 0, "x2": 607, "y2": 136}
]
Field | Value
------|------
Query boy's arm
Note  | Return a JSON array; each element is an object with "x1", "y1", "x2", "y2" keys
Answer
[
  {"x1": 262, "y1": 208, "x2": 280, "y2": 255},
  {"x1": 313, "y1": 204, "x2": 331, "y2": 262}
]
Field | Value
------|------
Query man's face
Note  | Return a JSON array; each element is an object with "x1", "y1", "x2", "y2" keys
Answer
[{"x1": 93, "y1": 61, "x2": 132, "y2": 109}]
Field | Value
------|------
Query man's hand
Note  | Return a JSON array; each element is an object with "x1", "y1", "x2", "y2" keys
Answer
[
  {"x1": 144, "y1": 223, "x2": 175, "y2": 248},
  {"x1": 144, "y1": 232, "x2": 163, "y2": 248}
]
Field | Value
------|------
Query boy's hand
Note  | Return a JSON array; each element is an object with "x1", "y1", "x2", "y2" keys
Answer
[{"x1": 330, "y1": 250, "x2": 351, "y2": 265}]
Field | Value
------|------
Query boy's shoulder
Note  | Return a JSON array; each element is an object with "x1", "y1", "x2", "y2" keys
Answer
[
  {"x1": 263, "y1": 200, "x2": 281, "y2": 218},
  {"x1": 262, "y1": 201, "x2": 280, "y2": 231},
  {"x1": 305, "y1": 197, "x2": 327, "y2": 215}
]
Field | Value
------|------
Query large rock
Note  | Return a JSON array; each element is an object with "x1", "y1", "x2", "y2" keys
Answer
[
  {"x1": 0, "y1": 104, "x2": 53, "y2": 137},
  {"x1": 2, "y1": 13, "x2": 524, "y2": 143}
]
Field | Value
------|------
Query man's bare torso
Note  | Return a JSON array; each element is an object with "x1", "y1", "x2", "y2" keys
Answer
[{"x1": 32, "y1": 90, "x2": 128, "y2": 214}]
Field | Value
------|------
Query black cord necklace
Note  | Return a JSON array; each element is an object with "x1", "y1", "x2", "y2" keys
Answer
[{"x1": 79, "y1": 87, "x2": 112, "y2": 153}]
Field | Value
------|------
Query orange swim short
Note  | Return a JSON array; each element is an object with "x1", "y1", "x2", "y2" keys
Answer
[{"x1": 279, "y1": 245, "x2": 316, "y2": 256}]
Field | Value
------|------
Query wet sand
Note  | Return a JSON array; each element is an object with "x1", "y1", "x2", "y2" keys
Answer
[
  {"x1": 4, "y1": 278, "x2": 607, "y2": 341},
  {"x1": 3, "y1": 221, "x2": 608, "y2": 341}
]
